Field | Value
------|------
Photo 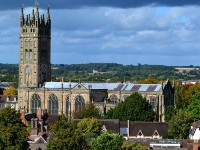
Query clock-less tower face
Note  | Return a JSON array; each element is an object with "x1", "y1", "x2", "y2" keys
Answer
[{"x1": 18, "y1": 6, "x2": 51, "y2": 88}]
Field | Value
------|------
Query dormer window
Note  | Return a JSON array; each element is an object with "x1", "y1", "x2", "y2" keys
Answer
[
  {"x1": 152, "y1": 130, "x2": 160, "y2": 139},
  {"x1": 137, "y1": 129, "x2": 144, "y2": 138}
]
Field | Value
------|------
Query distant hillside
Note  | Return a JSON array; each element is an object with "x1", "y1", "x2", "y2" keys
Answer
[{"x1": 0, "y1": 63, "x2": 200, "y2": 82}]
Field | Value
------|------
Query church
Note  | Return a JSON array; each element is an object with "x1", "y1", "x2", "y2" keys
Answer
[{"x1": 18, "y1": 5, "x2": 175, "y2": 122}]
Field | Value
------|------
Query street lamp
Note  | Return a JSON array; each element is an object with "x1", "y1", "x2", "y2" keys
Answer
[{"x1": 69, "y1": 83, "x2": 72, "y2": 121}]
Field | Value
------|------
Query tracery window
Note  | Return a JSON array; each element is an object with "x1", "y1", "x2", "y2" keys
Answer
[
  {"x1": 48, "y1": 94, "x2": 58, "y2": 114},
  {"x1": 75, "y1": 95, "x2": 85, "y2": 111},
  {"x1": 149, "y1": 96, "x2": 157, "y2": 111},
  {"x1": 31, "y1": 94, "x2": 41, "y2": 113},
  {"x1": 108, "y1": 94, "x2": 118, "y2": 104}
]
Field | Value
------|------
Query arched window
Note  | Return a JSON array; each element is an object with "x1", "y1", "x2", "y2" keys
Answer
[
  {"x1": 48, "y1": 94, "x2": 58, "y2": 114},
  {"x1": 66, "y1": 96, "x2": 69, "y2": 116},
  {"x1": 31, "y1": 94, "x2": 41, "y2": 113},
  {"x1": 75, "y1": 95, "x2": 85, "y2": 111},
  {"x1": 108, "y1": 94, "x2": 118, "y2": 104},
  {"x1": 149, "y1": 96, "x2": 157, "y2": 111}
]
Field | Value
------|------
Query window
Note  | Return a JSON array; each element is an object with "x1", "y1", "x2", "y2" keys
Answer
[
  {"x1": 31, "y1": 94, "x2": 41, "y2": 113},
  {"x1": 149, "y1": 96, "x2": 157, "y2": 111},
  {"x1": 137, "y1": 129, "x2": 144, "y2": 138},
  {"x1": 75, "y1": 95, "x2": 85, "y2": 111},
  {"x1": 48, "y1": 94, "x2": 58, "y2": 114},
  {"x1": 29, "y1": 49, "x2": 32, "y2": 59},
  {"x1": 25, "y1": 49, "x2": 29, "y2": 62},
  {"x1": 0, "y1": 103, "x2": 5, "y2": 109},
  {"x1": 108, "y1": 94, "x2": 118, "y2": 103}
]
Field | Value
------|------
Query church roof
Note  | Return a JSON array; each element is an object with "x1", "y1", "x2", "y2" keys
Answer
[{"x1": 44, "y1": 82, "x2": 162, "y2": 92}]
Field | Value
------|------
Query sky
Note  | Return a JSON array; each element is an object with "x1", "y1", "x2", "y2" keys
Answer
[{"x1": 1, "y1": 0, "x2": 200, "y2": 66}]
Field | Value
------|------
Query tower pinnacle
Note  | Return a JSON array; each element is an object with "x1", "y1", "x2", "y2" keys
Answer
[{"x1": 35, "y1": 0, "x2": 39, "y2": 8}]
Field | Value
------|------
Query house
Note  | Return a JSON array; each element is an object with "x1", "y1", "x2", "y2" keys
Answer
[
  {"x1": 0, "y1": 95, "x2": 18, "y2": 109},
  {"x1": 20, "y1": 108, "x2": 59, "y2": 150},
  {"x1": 189, "y1": 120, "x2": 200, "y2": 140}
]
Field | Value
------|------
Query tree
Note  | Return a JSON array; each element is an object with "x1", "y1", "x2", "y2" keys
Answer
[
  {"x1": 167, "y1": 110, "x2": 192, "y2": 139},
  {"x1": 89, "y1": 132, "x2": 124, "y2": 150},
  {"x1": 4, "y1": 87, "x2": 17, "y2": 95},
  {"x1": 0, "y1": 107, "x2": 28, "y2": 150},
  {"x1": 77, "y1": 118, "x2": 102, "y2": 139},
  {"x1": 182, "y1": 83, "x2": 200, "y2": 108},
  {"x1": 165, "y1": 106, "x2": 175, "y2": 122},
  {"x1": 104, "y1": 93, "x2": 155, "y2": 121},
  {"x1": 73, "y1": 102, "x2": 101, "y2": 119},
  {"x1": 121, "y1": 141, "x2": 148, "y2": 150},
  {"x1": 187, "y1": 92, "x2": 200, "y2": 120},
  {"x1": 137, "y1": 77, "x2": 160, "y2": 84},
  {"x1": 48, "y1": 115, "x2": 86, "y2": 150}
]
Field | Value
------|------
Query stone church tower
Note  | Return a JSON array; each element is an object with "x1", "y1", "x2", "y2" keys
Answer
[{"x1": 18, "y1": 5, "x2": 51, "y2": 110}]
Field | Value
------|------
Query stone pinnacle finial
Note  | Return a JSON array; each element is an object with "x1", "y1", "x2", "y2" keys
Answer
[{"x1": 35, "y1": 0, "x2": 39, "y2": 8}]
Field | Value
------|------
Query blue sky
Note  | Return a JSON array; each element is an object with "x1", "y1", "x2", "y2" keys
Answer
[{"x1": 1, "y1": 0, "x2": 200, "y2": 65}]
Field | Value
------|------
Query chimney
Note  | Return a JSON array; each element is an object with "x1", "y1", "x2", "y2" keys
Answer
[
  {"x1": 36, "y1": 108, "x2": 42, "y2": 120},
  {"x1": 20, "y1": 107, "x2": 26, "y2": 125},
  {"x1": 193, "y1": 140, "x2": 199, "y2": 150},
  {"x1": 30, "y1": 118, "x2": 38, "y2": 136}
]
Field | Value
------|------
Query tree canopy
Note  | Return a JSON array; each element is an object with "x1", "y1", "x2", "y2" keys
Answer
[
  {"x1": 48, "y1": 115, "x2": 86, "y2": 150},
  {"x1": 104, "y1": 93, "x2": 155, "y2": 121},
  {"x1": 4, "y1": 87, "x2": 17, "y2": 95},
  {"x1": 77, "y1": 118, "x2": 102, "y2": 139},
  {"x1": 89, "y1": 132, "x2": 124, "y2": 150},
  {"x1": 121, "y1": 141, "x2": 148, "y2": 150},
  {"x1": 167, "y1": 110, "x2": 192, "y2": 139},
  {"x1": 73, "y1": 102, "x2": 101, "y2": 119},
  {"x1": 187, "y1": 92, "x2": 200, "y2": 120},
  {"x1": 0, "y1": 107, "x2": 28, "y2": 150}
]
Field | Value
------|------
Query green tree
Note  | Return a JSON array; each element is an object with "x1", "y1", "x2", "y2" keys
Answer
[
  {"x1": 137, "y1": 77, "x2": 160, "y2": 84},
  {"x1": 104, "y1": 93, "x2": 155, "y2": 121},
  {"x1": 77, "y1": 118, "x2": 102, "y2": 139},
  {"x1": 0, "y1": 107, "x2": 28, "y2": 150},
  {"x1": 165, "y1": 106, "x2": 175, "y2": 122},
  {"x1": 121, "y1": 141, "x2": 148, "y2": 150},
  {"x1": 4, "y1": 87, "x2": 17, "y2": 95},
  {"x1": 73, "y1": 102, "x2": 101, "y2": 119},
  {"x1": 187, "y1": 92, "x2": 200, "y2": 120},
  {"x1": 167, "y1": 110, "x2": 192, "y2": 139},
  {"x1": 48, "y1": 115, "x2": 86, "y2": 150},
  {"x1": 182, "y1": 83, "x2": 200, "y2": 108},
  {"x1": 89, "y1": 132, "x2": 124, "y2": 150}
]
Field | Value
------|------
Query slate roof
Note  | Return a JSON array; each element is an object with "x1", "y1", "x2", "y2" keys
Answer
[
  {"x1": 44, "y1": 82, "x2": 162, "y2": 92},
  {"x1": 129, "y1": 122, "x2": 169, "y2": 137},
  {"x1": 45, "y1": 115, "x2": 60, "y2": 126},
  {"x1": 0, "y1": 95, "x2": 18, "y2": 102}
]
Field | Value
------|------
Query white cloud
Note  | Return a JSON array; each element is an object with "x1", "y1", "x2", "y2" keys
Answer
[{"x1": 0, "y1": 6, "x2": 200, "y2": 65}]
